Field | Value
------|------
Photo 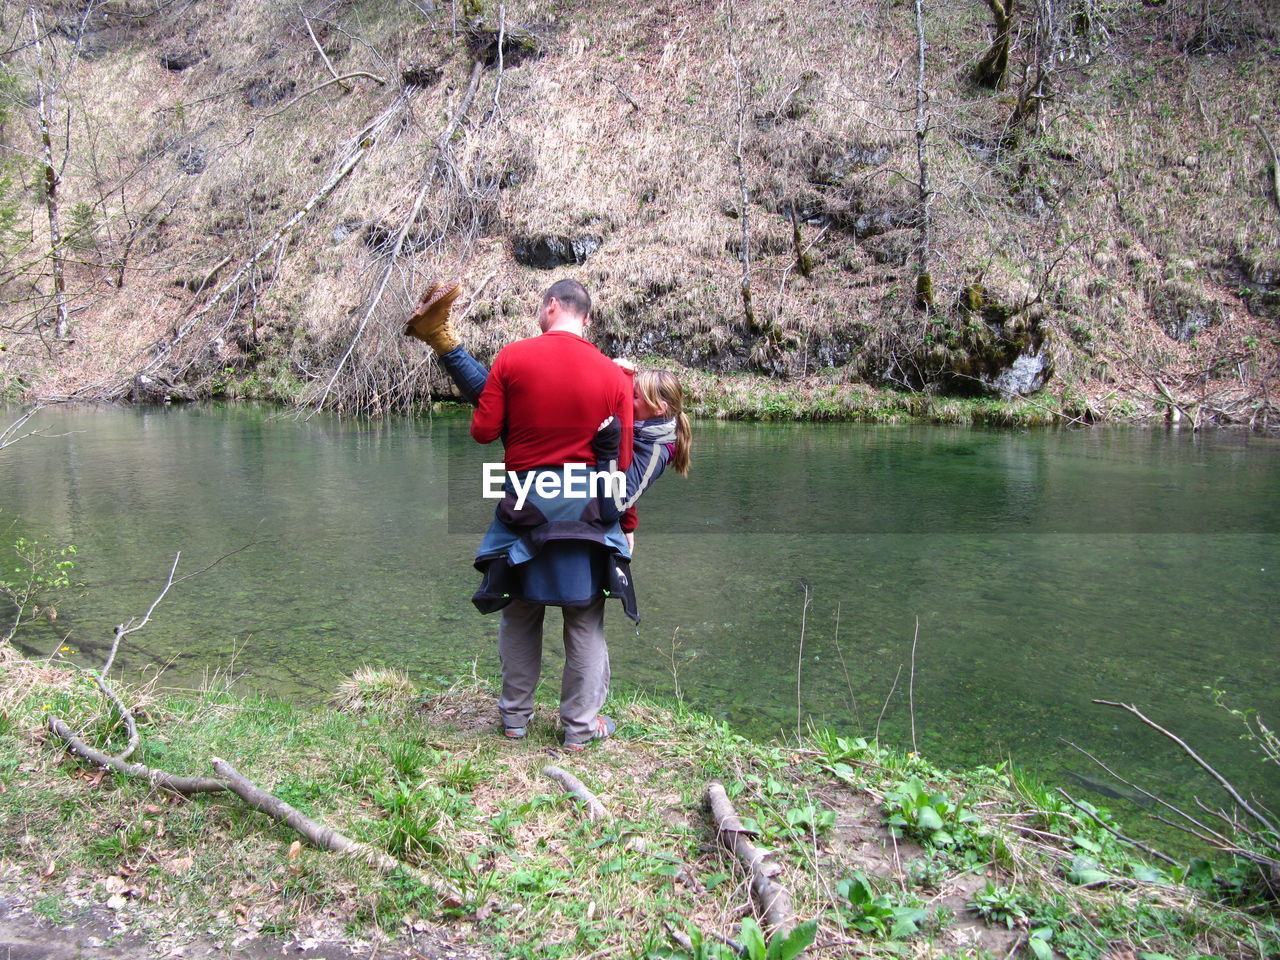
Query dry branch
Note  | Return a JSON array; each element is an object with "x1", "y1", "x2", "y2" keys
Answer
[
  {"x1": 132, "y1": 103, "x2": 403, "y2": 387},
  {"x1": 312, "y1": 57, "x2": 486, "y2": 412},
  {"x1": 47, "y1": 716, "x2": 228, "y2": 793},
  {"x1": 705, "y1": 780, "x2": 794, "y2": 937},
  {"x1": 211, "y1": 758, "x2": 463, "y2": 906},
  {"x1": 542, "y1": 764, "x2": 608, "y2": 821},
  {"x1": 262, "y1": 72, "x2": 388, "y2": 120},
  {"x1": 1093, "y1": 699, "x2": 1279, "y2": 838}
]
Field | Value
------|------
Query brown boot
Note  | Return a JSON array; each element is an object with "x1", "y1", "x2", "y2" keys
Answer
[{"x1": 404, "y1": 281, "x2": 463, "y2": 354}]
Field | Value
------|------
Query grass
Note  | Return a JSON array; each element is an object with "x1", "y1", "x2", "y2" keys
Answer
[
  {"x1": 1, "y1": 0, "x2": 1277, "y2": 424},
  {"x1": 1, "y1": 645, "x2": 1277, "y2": 958}
]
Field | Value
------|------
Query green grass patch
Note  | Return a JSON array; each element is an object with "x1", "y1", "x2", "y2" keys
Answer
[{"x1": 0, "y1": 649, "x2": 1275, "y2": 958}]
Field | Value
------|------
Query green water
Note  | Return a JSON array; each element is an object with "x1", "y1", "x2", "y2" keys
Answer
[{"x1": 2, "y1": 403, "x2": 1278, "y2": 828}]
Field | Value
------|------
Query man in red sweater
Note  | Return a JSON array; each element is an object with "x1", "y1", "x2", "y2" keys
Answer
[{"x1": 469, "y1": 279, "x2": 634, "y2": 749}]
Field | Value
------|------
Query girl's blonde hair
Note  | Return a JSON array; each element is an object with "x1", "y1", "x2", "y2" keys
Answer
[{"x1": 634, "y1": 369, "x2": 692, "y2": 477}]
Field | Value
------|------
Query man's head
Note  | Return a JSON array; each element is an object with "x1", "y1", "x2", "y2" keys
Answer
[{"x1": 537, "y1": 279, "x2": 592, "y2": 334}]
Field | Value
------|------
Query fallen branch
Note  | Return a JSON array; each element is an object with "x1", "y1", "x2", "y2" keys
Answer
[
  {"x1": 211, "y1": 757, "x2": 462, "y2": 906},
  {"x1": 1093, "y1": 700, "x2": 1279, "y2": 838},
  {"x1": 312, "y1": 58, "x2": 485, "y2": 412},
  {"x1": 543, "y1": 764, "x2": 608, "y2": 821},
  {"x1": 299, "y1": 3, "x2": 349, "y2": 92},
  {"x1": 47, "y1": 716, "x2": 228, "y2": 793},
  {"x1": 133, "y1": 100, "x2": 404, "y2": 385},
  {"x1": 1, "y1": 406, "x2": 42, "y2": 450},
  {"x1": 1054, "y1": 787, "x2": 1179, "y2": 866},
  {"x1": 705, "y1": 780, "x2": 794, "y2": 937},
  {"x1": 262, "y1": 71, "x2": 388, "y2": 120}
]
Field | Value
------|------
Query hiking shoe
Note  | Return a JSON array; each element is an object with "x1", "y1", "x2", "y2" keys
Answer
[
  {"x1": 502, "y1": 725, "x2": 527, "y2": 740},
  {"x1": 563, "y1": 715, "x2": 615, "y2": 751},
  {"x1": 404, "y1": 281, "x2": 463, "y2": 354}
]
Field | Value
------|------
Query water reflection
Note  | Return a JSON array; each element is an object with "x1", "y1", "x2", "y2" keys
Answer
[{"x1": 1, "y1": 403, "x2": 1277, "y2": 823}]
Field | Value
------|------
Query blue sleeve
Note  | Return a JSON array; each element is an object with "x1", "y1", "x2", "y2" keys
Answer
[
  {"x1": 438, "y1": 346, "x2": 489, "y2": 406},
  {"x1": 596, "y1": 440, "x2": 670, "y2": 522}
]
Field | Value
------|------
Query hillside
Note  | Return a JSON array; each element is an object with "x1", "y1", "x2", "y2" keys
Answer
[{"x1": 0, "y1": 0, "x2": 1276, "y2": 426}]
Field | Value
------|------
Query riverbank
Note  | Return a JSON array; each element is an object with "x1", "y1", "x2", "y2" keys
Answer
[{"x1": 1, "y1": 649, "x2": 1274, "y2": 959}]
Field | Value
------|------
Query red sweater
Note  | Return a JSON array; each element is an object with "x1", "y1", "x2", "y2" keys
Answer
[{"x1": 471, "y1": 331, "x2": 633, "y2": 472}]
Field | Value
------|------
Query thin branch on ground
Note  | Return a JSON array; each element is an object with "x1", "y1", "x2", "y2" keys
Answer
[{"x1": 542, "y1": 765, "x2": 608, "y2": 821}]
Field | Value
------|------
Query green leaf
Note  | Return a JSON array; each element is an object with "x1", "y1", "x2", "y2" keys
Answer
[
  {"x1": 1071, "y1": 834, "x2": 1102, "y2": 853},
  {"x1": 1138, "y1": 954, "x2": 1180, "y2": 960},
  {"x1": 766, "y1": 919, "x2": 817, "y2": 960},
  {"x1": 738, "y1": 918, "x2": 766, "y2": 960},
  {"x1": 1028, "y1": 936, "x2": 1054, "y2": 960},
  {"x1": 1068, "y1": 867, "x2": 1109, "y2": 885},
  {"x1": 916, "y1": 806, "x2": 944, "y2": 832},
  {"x1": 1183, "y1": 858, "x2": 1215, "y2": 889},
  {"x1": 702, "y1": 872, "x2": 730, "y2": 890},
  {"x1": 654, "y1": 864, "x2": 682, "y2": 877},
  {"x1": 1129, "y1": 862, "x2": 1165, "y2": 883}
]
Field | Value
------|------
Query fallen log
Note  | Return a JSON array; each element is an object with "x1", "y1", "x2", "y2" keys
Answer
[{"x1": 705, "y1": 780, "x2": 794, "y2": 937}]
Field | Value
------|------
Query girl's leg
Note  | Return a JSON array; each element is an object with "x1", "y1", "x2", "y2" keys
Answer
[{"x1": 438, "y1": 346, "x2": 489, "y2": 405}]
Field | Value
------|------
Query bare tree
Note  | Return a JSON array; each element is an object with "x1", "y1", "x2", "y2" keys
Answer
[
  {"x1": 913, "y1": 0, "x2": 934, "y2": 309},
  {"x1": 27, "y1": 6, "x2": 67, "y2": 340},
  {"x1": 725, "y1": 0, "x2": 757, "y2": 333}
]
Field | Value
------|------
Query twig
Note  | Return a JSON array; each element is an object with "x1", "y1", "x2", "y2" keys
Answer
[
  {"x1": 313, "y1": 58, "x2": 485, "y2": 413},
  {"x1": 796, "y1": 582, "x2": 810, "y2": 738},
  {"x1": 875, "y1": 663, "x2": 902, "y2": 743},
  {"x1": 457, "y1": 270, "x2": 497, "y2": 320},
  {"x1": 137, "y1": 118, "x2": 389, "y2": 382},
  {"x1": 212, "y1": 758, "x2": 463, "y2": 906},
  {"x1": 1054, "y1": 787, "x2": 1179, "y2": 866},
  {"x1": 0, "y1": 406, "x2": 42, "y2": 450},
  {"x1": 262, "y1": 72, "x2": 388, "y2": 120},
  {"x1": 829, "y1": 602, "x2": 859, "y2": 727},
  {"x1": 705, "y1": 781, "x2": 795, "y2": 937},
  {"x1": 298, "y1": 3, "x2": 349, "y2": 92},
  {"x1": 1093, "y1": 700, "x2": 1279, "y2": 837},
  {"x1": 908, "y1": 615, "x2": 919, "y2": 754},
  {"x1": 89, "y1": 552, "x2": 180, "y2": 762},
  {"x1": 542, "y1": 765, "x2": 608, "y2": 821},
  {"x1": 1061, "y1": 738, "x2": 1235, "y2": 848}
]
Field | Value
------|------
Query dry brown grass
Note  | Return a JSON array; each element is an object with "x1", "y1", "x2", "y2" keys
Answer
[{"x1": 0, "y1": 0, "x2": 1275, "y2": 417}]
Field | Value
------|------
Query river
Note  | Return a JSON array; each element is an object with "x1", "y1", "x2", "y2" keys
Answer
[{"x1": 2, "y1": 402, "x2": 1277, "y2": 827}]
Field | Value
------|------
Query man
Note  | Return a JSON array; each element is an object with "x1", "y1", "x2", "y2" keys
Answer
[{"x1": 421, "y1": 278, "x2": 634, "y2": 749}]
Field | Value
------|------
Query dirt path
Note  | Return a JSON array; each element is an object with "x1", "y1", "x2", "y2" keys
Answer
[{"x1": 0, "y1": 893, "x2": 489, "y2": 960}]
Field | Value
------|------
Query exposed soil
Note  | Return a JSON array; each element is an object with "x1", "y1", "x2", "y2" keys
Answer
[{"x1": 0, "y1": 892, "x2": 492, "y2": 960}]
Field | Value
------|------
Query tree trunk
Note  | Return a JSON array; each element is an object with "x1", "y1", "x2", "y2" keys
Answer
[
  {"x1": 974, "y1": 0, "x2": 1015, "y2": 89},
  {"x1": 913, "y1": 0, "x2": 933, "y2": 310},
  {"x1": 29, "y1": 6, "x2": 68, "y2": 341},
  {"x1": 726, "y1": 0, "x2": 758, "y2": 333}
]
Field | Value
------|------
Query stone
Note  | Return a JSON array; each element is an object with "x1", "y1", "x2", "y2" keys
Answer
[
  {"x1": 988, "y1": 349, "x2": 1051, "y2": 396},
  {"x1": 1150, "y1": 281, "x2": 1223, "y2": 341}
]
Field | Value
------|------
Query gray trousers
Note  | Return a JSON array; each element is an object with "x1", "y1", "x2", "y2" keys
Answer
[{"x1": 497, "y1": 596, "x2": 610, "y2": 745}]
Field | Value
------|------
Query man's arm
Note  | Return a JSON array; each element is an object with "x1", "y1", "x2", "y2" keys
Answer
[{"x1": 470, "y1": 352, "x2": 506, "y2": 444}]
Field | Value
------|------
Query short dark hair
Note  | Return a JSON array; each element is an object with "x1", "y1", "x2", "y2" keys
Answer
[{"x1": 542, "y1": 279, "x2": 591, "y2": 319}]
